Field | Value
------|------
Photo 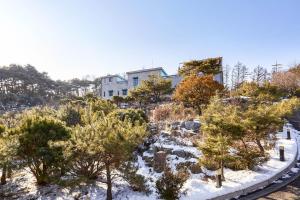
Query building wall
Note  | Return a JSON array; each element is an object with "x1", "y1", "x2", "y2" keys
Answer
[
  {"x1": 100, "y1": 68, "x2": 224, "y2": 100},
  {"x1": 101, "y1": 76, "x2": 128, "y2": 99},
  {"x1": 127, "y1": 70, "x2": 162, "y2": 89},
  {"x1": 164, "y1": 75, "x2": 182, "y2": 88}
]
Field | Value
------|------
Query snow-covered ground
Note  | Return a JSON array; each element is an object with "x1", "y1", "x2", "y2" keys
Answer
[
  {"x1": 0, "y1": 125, "x2": 299, "y2": 200},
  {"x1": 181, "y1": 125, "x2": 299, "y2": 200}
]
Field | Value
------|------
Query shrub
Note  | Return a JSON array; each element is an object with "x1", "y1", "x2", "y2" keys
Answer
[
  {"x1": 58, "y1": 104, "x2": 82, "y2": 127},
  {"x1": 109, "y1": 108, "x2": 148, "y2": 125},
  {"x1": 17, "y1": 115, "x2": 70, "y2": 185},
  {"x1": 0, "y1": 124, "x2": 5, "y2": 134},
  {"x1": 199, "y1": 157, "x2": 219, "y2": 171},
  {"x1": 151, "y1": 103, "x2": 196, "y2": 122},
  {"x1": 120, "y1": 162, "x2": 150, "y2": 194},
  {"x1": 152, "y1": 104, "x2": 172, "y2": 122},
  {"x1": 156, "y1": 167, "x2": 190, "y2": 200}
]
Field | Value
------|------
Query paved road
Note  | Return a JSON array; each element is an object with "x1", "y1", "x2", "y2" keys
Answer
[{"x1": 259, "y1": 177, "x2": 300, "y2": 200}]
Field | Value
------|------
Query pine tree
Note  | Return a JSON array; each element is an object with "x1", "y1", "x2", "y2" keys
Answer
[
  {"x1": 0, "y1": 113, "x2": 19, "y2": 185},
  {"x1": 16, "y1": 111, "x2": 70, "y2": 185},
  {"x1": 64, "y1": 101, "x2": 148, "y2": 200},
  {"x1": 156, "y1": 167, "x2": 190, "y2": 200},
  {"x1": 178, "y1": 57, "x2": 222, "y2": 77},
  {"x1": 129, "y1": 75, "x2": 172, "y2": 105},
  {"x1": 199, "y1": 96, "x2": 243, "y2": 179}
]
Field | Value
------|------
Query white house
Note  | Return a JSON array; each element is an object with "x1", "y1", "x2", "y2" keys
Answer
[{"x1": 100, "y1": 67, "x2": 223, "y2": 100}]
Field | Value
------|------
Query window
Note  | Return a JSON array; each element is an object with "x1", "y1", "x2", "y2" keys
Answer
[
  {"x1": 117, "y1": 91, "x2": 119, "y2": 96},
  {"x1": 109, "y1": 90, "x2": 113, "y2": 96},
  {"x1": 103, "y1": 91, "x2": 105, "y2": 97},
  {"x1": 133, "y1": 77, "x2": 139, "y2": 86},
  {"x1": 109, "y1": 77, "x2": 113, "y2": 82},
  {"x1": 122, "y1": 89, "x2": 128, "y2": 95}
]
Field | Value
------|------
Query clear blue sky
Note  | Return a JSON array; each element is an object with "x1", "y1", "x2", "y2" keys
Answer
[{"x1": 0, "y1": 0, "x2": 299, "y2": 80}]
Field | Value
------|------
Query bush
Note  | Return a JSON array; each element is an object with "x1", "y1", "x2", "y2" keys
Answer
[
  {"x1": 58, "y1": 104, "x2": 82, "y2": 127},
  {"x1": 152, "y1": 104, "x2": 172, "y2": 122},
  {"x1": 109, "y1": 108, "x2": 148, "y2": 125},
  {"x1": 120, "y1": 162, "x2": 150, "y2": 194},
  {"x1": 17, "y1": 115, "x2": 70, "y2": 185},
  {"x1": 223, "y1": 146, "x2": 269, "y2": 170},
  {"x1": 199, "y1": 157, "x2": 219, "y2": 171},
  {"x1": 156, "y1": 167, "x2": 189, "y2": 200},
  {"x1": 0, "y1": 124, "x2": 5, "y2": 134},
  {"x1": 151, "y1": 103, "x2": 196, "y2": 122}
]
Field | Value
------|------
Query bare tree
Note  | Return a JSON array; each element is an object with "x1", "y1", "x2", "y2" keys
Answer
[
  {"x1": 252, "y1": 65, "x2": 269, "y2": 84},
  {"x1": 231, "y1": 62, "x2": 249, "y2": 89},
  {"x1": 223, "y1": 65, "x2": 230, "y2": 88}
]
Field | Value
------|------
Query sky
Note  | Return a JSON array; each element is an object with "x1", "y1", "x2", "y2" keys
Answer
[{"x1": 0, "y1": 0, "x2": 299, "y2": 80}]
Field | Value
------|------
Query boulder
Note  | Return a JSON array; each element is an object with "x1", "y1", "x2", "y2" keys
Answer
[
  {"x1": 172, "y1": 150, "x2": 194, "y2": 159},
  {"x1": 155, "y1": 146, "x2": 173, "y2": 154},
  {"x1": 192, "y1": 121, "x2": 201, "y2": 132},
  {"x1": 185, "y1": 120, "x2": 195, "y2": 130},
  {"x1": 180, "y1": 121, "x2": 185, "y2": 129},
  {"x1": 142, "y1": 155, "x2": 153, "y2": 167}
]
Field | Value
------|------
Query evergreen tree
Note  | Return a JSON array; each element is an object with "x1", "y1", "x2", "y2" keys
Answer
[
  {"x1": 178, "y1": 57, "x2": 222, "y2": 77},
  {"x1": 64, "y1": 102, "x2": 148, "y2": 200},
  {"x1": 0, "y1": 112, "x2": 19, "y2": 185},
  {"x1": 156, "y1": 167, "x2": 189, "y2": 200},
  {"x1": 199, "y1": 96, "x2": 243, "y2": 179},
  {"x1": 16, "y1": 112, "x2": 70, "y2": 185},
  {"x1": 129, "y1": 75, "x2": 172, "y2": 105}
]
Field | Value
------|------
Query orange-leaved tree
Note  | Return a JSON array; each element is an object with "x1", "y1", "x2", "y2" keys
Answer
[{"x1": 173, "y1": 75, "x2": 224, "y2": 114}]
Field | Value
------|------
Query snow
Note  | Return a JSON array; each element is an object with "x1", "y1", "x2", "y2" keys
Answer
[
  {"x1": 1, "y1": 125, "x2": 299, "y2": 200},
  {"x1": 181, "y1": 125, "x2": 299, "y2": 200}
]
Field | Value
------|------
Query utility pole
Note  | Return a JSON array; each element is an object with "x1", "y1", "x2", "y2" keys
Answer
[{"x1": 272, "y1": 61, "x2": 283, "y2": 73}]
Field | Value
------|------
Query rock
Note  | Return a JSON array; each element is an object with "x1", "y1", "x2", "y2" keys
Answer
[
  {"x1": 176, "y1": 161, "x2": 193, "y2": 170},
  {"x1": 172, "y1": 150, "x2": 194, "y2": 159},
  {"x1": 180, "y1": 121, "x2": 185, "y2": 129},
  {"x1": 155, "y1": 146, "x2": 173, "y2": 154},
  {"x1": 171, "y1": 122, "x2": 180, "y2": 130},
  {"x1": 142, "y1": 155, "x2": 153, "y2": 163},
  {"x1": 154, "y1": 151, "x2": 166, "y2": 173},
  {"x1": 193, "y1": 121, "x2": 201, "y2": 132},
  {"x1": 189, "y1": 163, "x2": 202, "y2": 174},
  {"x1": 142, "y1": 155, "x2": 153, "y2": 167},
  {"x1": 185, "y1": 120, "x2": 195, "y2": 130}
]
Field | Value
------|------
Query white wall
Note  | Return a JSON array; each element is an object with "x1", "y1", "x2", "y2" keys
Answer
[
  {"x1": 101, "y1": 76, "x2": 128, "y2": 99},
  {"x1": 127, "y1": 70, "x2": 162, "y2": 89}
]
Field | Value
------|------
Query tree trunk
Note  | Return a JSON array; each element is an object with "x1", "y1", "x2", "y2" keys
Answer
[
  {"x1": 1, "y1": 164, "x2": 7, "y2": 185},
  {"x1": 105, "y1": 163, "x2": 112, "y2": 200},
  {"x1": 256, "y1": 139, "x2": 264, "y2": 155},
  {"x1": 197, "y1": 106, "x2": 202, "y2": 115},
  {"x1": 7, "y1": 164, "x2": 12, "y2": 178},
  {"x1": 220, "y1": 160, "x2": 225, "y2": 181}
]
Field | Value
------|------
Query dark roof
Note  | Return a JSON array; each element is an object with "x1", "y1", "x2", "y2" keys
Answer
[
  {"x1": 126, "y1": 67, "x2": 167, "y2": 75},
  {"x1": 102, "y1": 74, "x2": 126, "y2": 80}
]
